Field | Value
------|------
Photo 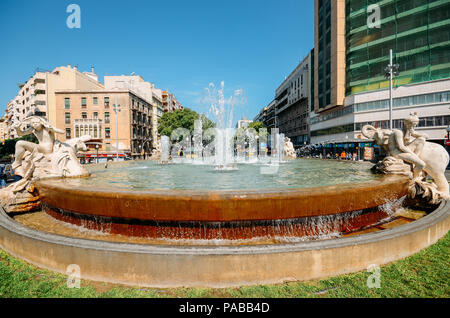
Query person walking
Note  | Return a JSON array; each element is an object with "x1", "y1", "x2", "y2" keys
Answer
[{"x1": 0, "y1": 164, "x2": 6, "y2": 188}]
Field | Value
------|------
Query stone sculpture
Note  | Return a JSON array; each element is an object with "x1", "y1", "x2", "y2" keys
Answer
[
  {"x1": 283, "y1": 137, "x2": 297, "y2": 159},
  {"x1": 0, "y1": 116, "x2": 91, "y2": 212},
  {"x1": 151, "y1": 138, "x2": 162, "y2": 160},
  {"x1": 362, "y1": 113, "x2": 449, "y2": 204}
]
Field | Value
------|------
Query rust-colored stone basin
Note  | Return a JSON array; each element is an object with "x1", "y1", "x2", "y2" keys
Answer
[{"x1": 35, "y1": 175, "x2": 409, "y2": 240}]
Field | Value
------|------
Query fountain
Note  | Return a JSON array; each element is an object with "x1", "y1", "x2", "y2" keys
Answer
[
  {"x1": 0, "y1": 98, "x2": 448, "y2": 288},
  {"x1": 160, "y1": 136, "x2": 170, "y2": 164}
]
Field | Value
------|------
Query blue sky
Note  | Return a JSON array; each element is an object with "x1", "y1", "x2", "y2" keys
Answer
[{"x1": 0, "y1": 0, "x2": 314, "y2": 124}]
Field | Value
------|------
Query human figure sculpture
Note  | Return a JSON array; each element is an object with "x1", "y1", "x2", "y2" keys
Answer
[
  {"x1": 362, "y1": 113, "x2": 449, "y2": 199},
  {"x1": 283, "y1": 137, "x2": 296, "y2": 159},
  {"x1": 0, "y1": 116, "x2": 91, "y2": 212},
  {"x1": 11, "y1": 116, "x2": 64, "y2": 177}
]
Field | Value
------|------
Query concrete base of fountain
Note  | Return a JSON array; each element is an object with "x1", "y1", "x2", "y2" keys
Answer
[{"x1": 0, "y1": 200, "x2": 448, "y2": 288}]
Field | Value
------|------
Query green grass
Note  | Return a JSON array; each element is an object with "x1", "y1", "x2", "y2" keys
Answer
[{"x1": 0, "y1": 232, "x2": 449, "y2": 298}]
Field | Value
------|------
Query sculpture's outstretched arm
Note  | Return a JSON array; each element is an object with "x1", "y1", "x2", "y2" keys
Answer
[{"x1": 11, "y1": 123, "x2": 33, "y2": 137}]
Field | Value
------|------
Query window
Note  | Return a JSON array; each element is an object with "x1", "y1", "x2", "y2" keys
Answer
[
  {"x1": 104, "y1": 97, "x2": 110, "y2": 107},
  {"x1": 64, "y1": 98, "x2": 70, "y2": 109},
  {"x1": 82, "y1": 112, "x2": 87, "y2": 119},
  {"x1": 105, "y1": 127, "x2": 111, "y2": 139},
  {"x1": 81, "y1": 97, "x2": 87, "y2": 108},
  {"x1": 93, "y1": 112, "x2": 98, "y2": 119},
  {"x1": 65, "y1": 128, "x2": 71, "y2": 139},
  {"x1": 93, "y1": 97, "x2": 98, "y2": 105},
  {"x1": 65, "y1": 112, "x2": 70, "y2": 124},
  {"x1": 105, "y1": 112, "x2": 110, "y2": 123}
]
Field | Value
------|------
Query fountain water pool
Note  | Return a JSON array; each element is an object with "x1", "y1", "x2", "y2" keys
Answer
[
  {"x1": 59, "y1": 159, "x2": 380, "y2": 191},
  {"x1": 33, "y1": 159, "x2": 410, "y2": 242}
]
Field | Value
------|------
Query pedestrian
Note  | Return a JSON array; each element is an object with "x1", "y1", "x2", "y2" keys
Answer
[
  {"x1": 12, "y1": 169, "x2": 22, "y2": 182},
  {"x1": 0, "y1": 164, "x2": 6, "y2": 188}
]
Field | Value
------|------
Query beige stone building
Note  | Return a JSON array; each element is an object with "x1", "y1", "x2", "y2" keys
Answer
[
  {"x1": 55, "y1": 90, "x2": 153, "y2": 160},
  {"x1": 0, "y1": 117, "x2": 8, "y2": 141},
  {"x1": 5, "y1": 65, "x2": 103, "y2": 138},
  {"x1": 4, "y1": 67, "x2": 183, "y2": 159},
  {"x1": 104, "y1": 75, "x2": 165, "y2": 146},
  {"x1": 162, "y1": 90, "x2": 183, "y2": 113}
]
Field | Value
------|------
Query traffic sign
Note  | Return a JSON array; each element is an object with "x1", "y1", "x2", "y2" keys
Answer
[{"x1": 445, "y1": 140, "x2": 450, "y2": 146}]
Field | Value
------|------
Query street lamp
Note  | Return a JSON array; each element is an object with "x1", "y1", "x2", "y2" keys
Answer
[
  {"x1": 95, "y1": 144, "x2": 99, "y2": 164},
  {"x1": 113, "y1": 96, "x2": 121, "y2": 161},
  {"x1": 385, "y1": 49, "x2": 400, "y2": 130}
]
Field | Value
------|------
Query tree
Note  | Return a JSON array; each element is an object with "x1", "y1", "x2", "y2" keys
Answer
[
  {"x1": 0, "y1": 134, "x2": 38, "y2": 160},
  {"x1": 248, "y1": 121, "x2": 266, "y2": 134},
  {"x1": 157, "y1": 108, "x2": 215, "y2": 137}
]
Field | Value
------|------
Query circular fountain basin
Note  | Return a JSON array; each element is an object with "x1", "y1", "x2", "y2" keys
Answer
[
  {"x1": 35, "y1": 159, "x2": 409, "y2": 241},
  {"x1": 0, "y1": 201, "x2": 448, "y2": 287},
  {"x1": 0, "y1": 159, "x2": 448, "y2": 287}
]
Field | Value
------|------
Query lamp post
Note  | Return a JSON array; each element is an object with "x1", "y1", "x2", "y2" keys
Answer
[
  {"x1": 113, "y1": 96, "x2": 121, "y2": 161},
  {"x1": 95, "y1": 144, "x2": 99, "y2": 164},
  {"x1": 385, "y1": 49, "x2": 400, "y2": 130}
]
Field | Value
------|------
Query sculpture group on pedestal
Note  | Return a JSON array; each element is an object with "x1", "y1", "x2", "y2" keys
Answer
[
  {"x1": 283, "y1": 137, "x2": 297, "y2": 159},
  {"x1": 362, "y1": 113, "x2": 449, "y2": 204},
  {"x1": 0, "y1": 116, "x2": 91, "y2": 212}
]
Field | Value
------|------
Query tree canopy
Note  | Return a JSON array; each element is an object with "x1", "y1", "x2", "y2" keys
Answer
[
  {"x1": 248, "y1": 121, "x2": 266, "y2": 134},
  {"x1": 0, "y1": 134, "x2": 38, "y2": 160},
  {"x1": 157, "y1": 108, "x2": 215, "y2": 137}
]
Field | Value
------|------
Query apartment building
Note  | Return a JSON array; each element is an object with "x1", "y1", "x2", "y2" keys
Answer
[
  {"x1": 236, "y1": 117, "x2": 253, "y2": 129},
  {"x1": 152, "y1": 91, "x2": 164, "y2": 145},
  {"x1": 4, "y1": 65, "x2": 104, "y2": 139},
  {"x1": 104, "y1": 75, "x2": 165, "y2": 147},
  {"x1": 310, "y1": 0, "x2": 450, "y2": 149},
  {"x1": 274, "y1": 52, "x2": 313, "y2": 147},
  {"x1": 254, "y1": 100, "x2": 276, "y2": 130},
  {"x1": 55, "y1": 90, "x2": 153, "y2": 159},
  {"x1": 4, "y1": 68, "x2": 182, "y2": 159},
  {"x1": 0, "y1": 118, "x2": 8, "y2": 141},
  {"x1": 162, "y1": 91, "x2": 183, "y2": 113}
]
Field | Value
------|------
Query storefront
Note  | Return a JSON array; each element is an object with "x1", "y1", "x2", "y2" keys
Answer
[
  {"x1": 312, "y1": 140, "x2": 379, "y2": 161},
  {"x1": 78, "y1": 153, "x2": 130, "y2": 164}
]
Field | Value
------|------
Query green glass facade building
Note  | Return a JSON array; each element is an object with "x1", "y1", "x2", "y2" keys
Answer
[{"x1": 346, "y1": 0, "x2": 450, "y2": 96}]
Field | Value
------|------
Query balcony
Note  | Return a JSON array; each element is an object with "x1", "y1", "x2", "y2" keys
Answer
[
  {"x1": 33, "y1": 83, "x2": 46, "y2": 91},
  {"x1": 74, "y1": 118, "x2": 103, "y2": 125},
  {"x1": 35, "y1": 105, "x2": 47, "y2": 113}
]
